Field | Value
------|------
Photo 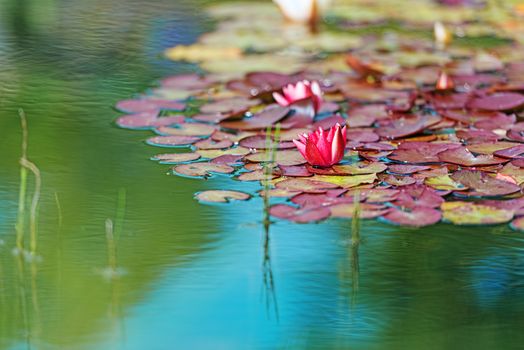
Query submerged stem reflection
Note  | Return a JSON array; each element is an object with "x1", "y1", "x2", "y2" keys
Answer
[{"x1": 351, "y1": 192, "x2": 361, "y2": 302}]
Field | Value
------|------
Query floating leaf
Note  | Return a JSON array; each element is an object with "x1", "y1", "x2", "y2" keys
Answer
[
  {"x1": 494, "y1": 144, "x2": 524, "y2": 159},
  {"x1": 151, "y1": 153, "x2": 201, "y2": 164},
  {"x1": 450, "y1": 170, "x2": 521, "y2": 197},
  {"x1": 193, "y1": 138, "x2": 234, "y2": 150},
  {"x1": 197, "y1": 147, "x2": 251, "y2": 159},
  {"x1": 441, "y1": 202, "x2": 514, "y2": 225},
  {"x1": 156, "y1": 123, "x2": 216, "y2": 137},
  {"x1": 146, "y1": 135, "x2": 200, "y2": 147},
  {"x1": 388, "y1": 164, "x2": 430, "y2": 174},
  {"x1": 269, "y1": 204, "x2": 331, "y2": 223},
  {"x1": 510, "y1": 217, "x2": 524, "y2": 232},
  {"x1": 330, "y1": 203, "x2": 390, "y2": 219},
  {"x1": 245, "y1": 150, "x2": 306, "y2": 166},
  {"x1": 279, "y1": 165, "x2": 312, "y2": 177},
  {"x1": 221, "y1": 105, "x2": 290, "y2": 130},
  {"x1": 115, "y1": 99, "x2": 185, "y2": 113},
  {"x1": 275, "y1": 178, "x2": 340, "y2": 193},
  {"x1": 116, "y1": 113, "x2": 185, "y2": 130},
  {"x1": 382, "y1": 207, "x2": 442, "y2": 227},
  {"x1": 467, "y1": 93, "x2": 524, "y2": 111},
  {"x1": 499, "y1": 162, "x2": 524, "y2": 185},
  {"x1": 173, "y1": 163, "x2": 235, "y2": 178},
  {"x1": 310, "y1": 173, "x2": 377, "y2": 188},
  {"x1": 237, "y1": 170, "x2": 279, "y2": 181},
  {"x1": 438, "y1": 146, "x2": 508, "y2": 166},
  {"x1": 425, "y1": 175, "x2": 468, "y2": 191},
  {"x1": 389, "y1": 142, "x2": 460, "y2": 163},
  {"x1": 238, "y1": 135, "x2": 295, "y2": 150},
  {"x1": 195, "y1": 190, "x2": 250, "y2": 203}
]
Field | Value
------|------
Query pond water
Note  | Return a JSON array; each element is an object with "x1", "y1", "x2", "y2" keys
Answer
[{"x1": 1, "y1": 0, "x2": 524, "y2": 349}]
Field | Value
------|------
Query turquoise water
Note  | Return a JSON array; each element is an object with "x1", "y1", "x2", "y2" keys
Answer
[{"x1": 1, "y1": 0, "x2": 524, "y2": 349}]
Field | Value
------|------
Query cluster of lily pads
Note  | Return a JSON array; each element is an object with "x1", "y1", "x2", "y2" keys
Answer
[{"x1": 114, "y1": 1, "x2": 524, "y2": 229}]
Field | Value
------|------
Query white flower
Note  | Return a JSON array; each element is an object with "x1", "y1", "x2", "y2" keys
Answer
[{"x1": 273, "y1": 0, "x2": 330, "y2": 23}]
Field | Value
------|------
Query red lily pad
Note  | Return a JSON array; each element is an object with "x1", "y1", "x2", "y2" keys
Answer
[
  {"x1": 146, "y1": 135, "x2": 200, "y2": 147},
  {"x1": 195, "y1": 190, "x2": 250, "y2": 203},
  {"x1": 394, "y1": 188, "x2": 444, "y2": 209},
  {"x1": 221, "y1": 105, "x2": 290, "y2": 131},
  {"x1": 358, "y1": 188, "x2": 399, "y2": 203},
  {"x1": 116, "y1": 112, "x2": 185, "y2": 130},
  {"x1": 173, "y1": 163, "x2": 235, "y2": 178},
  {"x1": 494, "y1": 144, "x2": 524, "y2": 159},
  {"x1": 210, "y1": 154, "x2": 244, "y2": 166},
  {"x1": 200, "y1": 97, "x2": 260, "y2": 115},
  {"x1": 312, "y1": 115, "x2": 347, "y2": 130},
  {"x1": 306, "y1": 162, "x2": 387, "y2": 176},
  {"x1": 151, "y1": 152, "x2": 201, "y2": 163},
  {"x1": 441, "y1": 202, "x2": 514, "y2": 225},
  {"x1": 510, "y1": 217, "x2": 524, "y2": 232},
  {"x1": 382, "y1": 207, "x2": 442, "y2": 227},
  {"x1": 347, "y1": 105, "x2": 387, "y2": 127},
  {"x1": 275, "y1": 178, "x2": 340, "y2": 193},
  {"x1": 438, "y1": 146, "x2": 508, "y2": 166},
  {"x1": 161, "y1": 73, "x2": 215, "y2": 90},
  {"x1": 474, "y1": 113, "x2": 516, "y2": 130},
  {"x1": 269, "y1": 204, "x2": 331, "y2": 223},
  {"x1": 116, "y1": 99, "x2": 185, "y2": 113},
  {"x1": 426, "y1": 93, "x2": 471, "y2": 110},
  {"x1": 381, "y1": 174, "x2": 418, "y2": 186},
  {"x1": 455, "y1": 129, "x2": 500, "y2": 143},
  {"x1": 376, "y1": 113, "x2": 440, "y2": 139},
  {"x1": 237, "y1": 169, "x2": 279, "y2": 181},
  {"x1": 156, "y1": 123, "x2": 216, "y2": 137},
  {"x1": 506, "y1": 123, "x2": 524, "y2": 142},
  {"x1": 389, "y1": 142, "x2": 460, "y2": 163},
  {"x1": 291, "y1": 193, "x2": 353, "y2": 207},
  {"x1": 329, "y1": 203, "x2": 390, "y2": 219},
  {"x1": 238, "y1": 135, "x2": 295, "y2": 150},
  {"x1": 244, "y1": 150, "x2": 306, "y2": 166},
  {"x1": 279, "y1": 165, "x2": 312, "y2": 177},
  {"x1": 451, "y1": 170, "x2": 521, "y2": 197},
  {"x1": 193, "y1": 139, "x2": 234, "y2": 150},
  {"x1": 346, "y1": 129, "x2": 379, "y2": 143},
  {"x1": 388, "y1": 164, "x2": 431, "y2": 174},
  {"x1": 467, "y1": 93, "x2": 524, "y2": 111}
]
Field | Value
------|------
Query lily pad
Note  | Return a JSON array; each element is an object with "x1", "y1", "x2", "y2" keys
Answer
[
  {"x1": 382, "y1": 207, "x2": 442, "y2": 227},
  {"x1": 173, "y1": 163, "x2": 235, "y2": 178},
  {"x1": 438, "y1": 146, "x2": 508, "y2": 166},
  {"x1": 269, "y1": 204, "x2": 331, "y2": 223},
  {"x1": 151, "y1": 153, "x2": 201, "y2": 164},
  {"x1": 116, "y1": 99, "x2": 185, "y2": 113},
  {"x1": 146, "y1": 135, "x2": 201, "y2": 147},
  {"x1": 441, "y1": 201, "x2": 514, "y2": 225},
  {"x1": 195, "y1": 190, "x2": 250, "y2": 203},
  {"x1": 467, "y1": 93, "x2": 524, "y2": 111}
]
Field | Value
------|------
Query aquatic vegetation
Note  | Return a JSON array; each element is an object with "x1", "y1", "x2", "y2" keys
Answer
[
  {"x1": 115, "y1": 0, "x2": 524, "y2": 230},
  {"x1": 15, "y1": 110, "x2": 42, "y2": 259},
  {"x1": 273, "y1": 80, "x2": 323, "y2": 115},
  {"x1": 293, "y1": 124, "x2": 347, "y2": 167}
]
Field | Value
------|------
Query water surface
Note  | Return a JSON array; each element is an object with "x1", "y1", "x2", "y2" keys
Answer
[{"x1": 1, "y1": 1, "x2": 524, "y2": 349}]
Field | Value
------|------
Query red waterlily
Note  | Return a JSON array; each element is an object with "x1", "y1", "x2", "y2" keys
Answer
[
  {"x1": 273, "y1": 80, "x2": 323, "y2": 114},
  {"x1": 293, "y1": 123, "x2": 347, "y2": 167}
]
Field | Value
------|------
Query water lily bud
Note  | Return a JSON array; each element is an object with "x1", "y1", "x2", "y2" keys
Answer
[
  {"x1": 273, "y1": 80, "x2": 323, "y2": 116},
  {"x1": 436, "y1": 71, "x2": 455, "y2": 91},
  {"x1": 293, "y1": 123, "x2": 347, "y2": 167},
  {"x1": 273, "y1": 0, "x2": 330, "y2": 24},
  {"x1": 434, "y1": 21, "x2": 452, "y2": 49}
]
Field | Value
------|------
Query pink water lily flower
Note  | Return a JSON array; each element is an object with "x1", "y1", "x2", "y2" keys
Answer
[
  {"x1": 293, "y1": 123, "x2": 347, "y2": 167},
  {"x1": 273, "y1": 80, "x2": 323, "y2": 114}
]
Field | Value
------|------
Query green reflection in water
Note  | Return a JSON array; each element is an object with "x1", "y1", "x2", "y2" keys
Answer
[{"x1": 1, "y1": 0, "x2": 524, "y2": 349}]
